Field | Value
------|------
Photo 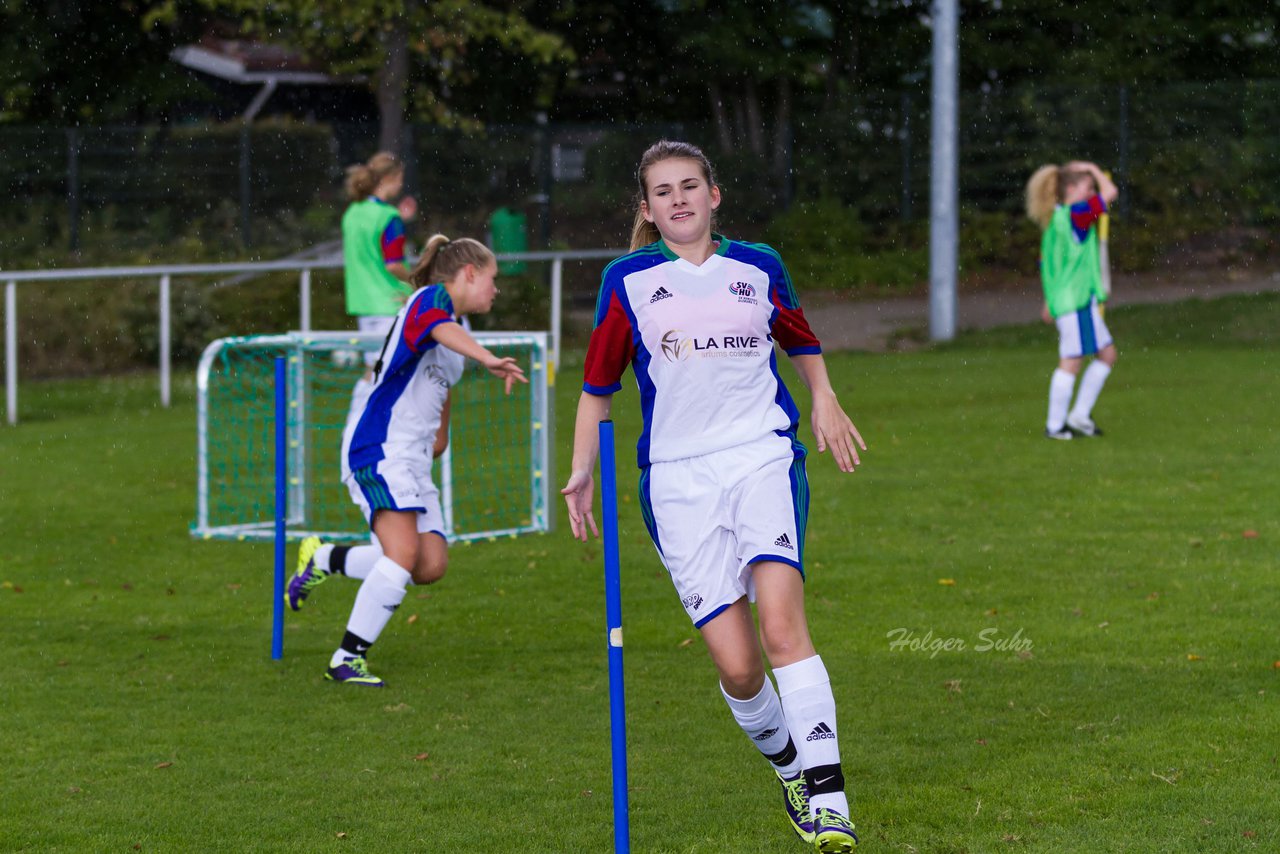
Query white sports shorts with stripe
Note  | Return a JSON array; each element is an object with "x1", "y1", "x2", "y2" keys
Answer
[
  {"x1": 639, "y1": 431, "x2": 809, "y2": 628},
  {"x1": 1056, "y1": 296, "x2": 1113, "y2": 359},
  {"x1": 345, "y1": 456, "x2": 447, "y2": 539}
]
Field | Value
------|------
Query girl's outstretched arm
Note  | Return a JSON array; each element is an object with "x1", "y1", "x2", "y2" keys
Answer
[
  {"x1": 561, "y1": 391, "x2": 613, "y2": 541},
  {"x1": 430, "y1": 321, "x2": 528, "y2": 393},
  {"x1": 790, "y1": 353, "x2": 866, "y2": 473}
]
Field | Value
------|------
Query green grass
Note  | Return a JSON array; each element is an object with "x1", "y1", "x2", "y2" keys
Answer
[{"x1": 2, "y1": 294, "x2": 1278, "y2": 852}]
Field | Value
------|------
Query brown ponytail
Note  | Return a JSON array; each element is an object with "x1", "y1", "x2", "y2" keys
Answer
[
  {"x1": 345, "y1": 152, "x2": 402, "y2": 201},
  {"x1": 410, "y1": 234, "x2": 496, "y2": 287}
]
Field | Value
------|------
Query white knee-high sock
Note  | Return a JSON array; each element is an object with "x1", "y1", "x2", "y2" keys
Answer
[
  {"x1": 318, "y1": 543, "x2": 382, "y2": 580},
  {"x1": 721, "y1": 680, "x2": 802, "y2": 778},
  {"x1": 774, "y1": 655, "x2": 849, "y2": 816},
  {"x1": 331, "y1": 557, "x2": 411, "y2": 666},
  {"x1": 1047, "y1": 368, "x2": 1077, "y2": 432},
  {"x1": 1069, "y1": 361, "x2": 1111, "y2": 423}
]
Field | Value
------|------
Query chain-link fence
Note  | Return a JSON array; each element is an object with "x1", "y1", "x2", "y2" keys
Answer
[{"x1": 3, "y1": 79, "x2": 1276, "y2": 260}]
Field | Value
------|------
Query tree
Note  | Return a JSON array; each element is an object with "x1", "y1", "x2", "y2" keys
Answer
[
  {"x1": 191, "y1": 0, "x2": 571, "y2": 153},
  {"x1": 0, "y1": 0, "x2": 209, "y2": 123}
]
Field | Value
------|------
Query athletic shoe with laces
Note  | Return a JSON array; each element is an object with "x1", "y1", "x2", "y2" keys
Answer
[
  {"x1": 324, "y1": 656, "x2": 384, "y2": 687},
  {"x1": 1044, "y1": 426, "x2": 1074, "y2": 441},
  {"x1": 777, "y1": 770, "x2": 815, "y2": 843},
  {"x1": 1066, "y1": 414, "x2": 1103, "y2": 437},
  {"x1": 286, "y1": 536, "x2": 328, "y2": 611},
  {"x1": 812, "y1": 807, "x2": 858, "y2": 852}
]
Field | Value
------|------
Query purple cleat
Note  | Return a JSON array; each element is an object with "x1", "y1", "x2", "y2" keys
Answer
[
  {"x1": 777, "y1": 770, "x2": 815, "y2": 843},
  {"x1": 286, "y1": 536, "x2": 328, "y2": 611},
  {"x1": 324, "y1": 656, "x2": 385, "y2": 687}
]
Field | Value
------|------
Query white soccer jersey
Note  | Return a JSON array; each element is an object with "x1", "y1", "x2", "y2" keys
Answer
[
  {"x1": 583, "y1": 237, "x2": 821, "y2": 467},
  {"x1": 347, "y1": 285, "x2": 466, "y2": 473}
]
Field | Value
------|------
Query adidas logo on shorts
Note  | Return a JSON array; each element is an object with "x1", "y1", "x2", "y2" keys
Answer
[
  {"x1": 774, "y1": 533, "x2": 794, "y2": 550},
  {"x1": 806, "y1": 722, "x2": 835, "y2": 742},
  {"x1": 650, "y1": 286, "x2": 674, "y2": 303}
]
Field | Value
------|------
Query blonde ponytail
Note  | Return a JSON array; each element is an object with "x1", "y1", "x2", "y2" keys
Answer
[
  {"x1": 1025, "y1": 164, "x2": 1060, "y2": 229},
  {"x1": 410, "y1": 234, "x2": 496, "y2": 287},
  {"x1": 629, "y1": 211, "x2": 660, "y2": 251},
  {"x1": 345, "y1": 151, "x2": 402, "y2": 201}
]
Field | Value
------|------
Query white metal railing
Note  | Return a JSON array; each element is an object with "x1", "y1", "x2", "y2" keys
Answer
[{"x1": 2, "y1": 248, "x2": 620, "y2": 424}]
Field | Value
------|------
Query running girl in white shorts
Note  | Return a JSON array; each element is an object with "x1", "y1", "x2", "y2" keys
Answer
[
  {"x1": 561, "y1": 140, "x2": 866, "y2": 853},
  {"x1": 286, "y1": 235, "x2": 526, "y2": 687}
]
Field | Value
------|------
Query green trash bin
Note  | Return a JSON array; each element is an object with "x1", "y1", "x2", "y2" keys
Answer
[{"x1": 488, "y1": 207, "x2": 527, "y2": 274}]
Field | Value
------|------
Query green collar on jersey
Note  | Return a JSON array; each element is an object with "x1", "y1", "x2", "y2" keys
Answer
[{"x1": 658, "y1": 233, "x2": 730, "y2": 262}]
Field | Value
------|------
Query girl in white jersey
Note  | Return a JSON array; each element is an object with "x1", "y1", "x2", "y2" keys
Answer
[
  {"x1": 562, "y1": 140, "x2": 866, "y2": 853},
  {"x1": 287, "y1": 235, "x2": 527, "y2": 687}
]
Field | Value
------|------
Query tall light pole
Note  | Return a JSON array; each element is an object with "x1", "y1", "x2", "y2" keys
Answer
[{"x1": 929, "y1": 0, "x2": 959, "y2": 341}]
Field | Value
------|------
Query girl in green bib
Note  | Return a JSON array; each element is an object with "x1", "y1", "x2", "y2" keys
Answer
[{"x1": 1025, "y1": 161, "x2": 1119, "y2": 440}]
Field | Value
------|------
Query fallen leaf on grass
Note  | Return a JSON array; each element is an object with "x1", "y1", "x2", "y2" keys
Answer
[
  {"x1": 225, "y1": 583, "x2": 241, "y2": 591},
  {"x1": 677, "y1": 638, "x2": 695, "y2": 648},
  {"x1": 414, "y1": 753, "x2": 429, "y2": 761},
  {"x1": 1243, "y1": 830, "x2": 1257, "y2": 839},
  {"x1": 406, "y1": 614, "x2": 418, "y2": 625},
  {"x1": 1273, "y1": 661, "x2": 1280, "y2": 670},
  {"x1": 383, "y1": 703, "x2": 411, "y2": 713},
  {"x1": 154, "y1": 762, "x2": 173, "y2": 769},
  {"x1": 1242, "y1": 530, "x2": 1259, "y2": 539},
  {"x1": 976, "y1": 738, "x2": 987, "y2": 746},
  {"x1": 1187, "y1": 654, "x2": 1203, "y2": 661},
  {"x1": 938, "y1": 578, "x2": 956, "y2": 586},
  {"x1": 67, "y1": 786, "x2": 82, "y2": 794},
  {"x1": 580, "y1": 790, "x2": 593, "y2": 797},
  {"x1": 984, "y1": 608, "x2": 998, "y2": 617},
  {"x1": 336, "y1": 831, "x2": 348, "y2": 839},
  {"x1": 1145, "y1": 592, "x2": 1160, "y2": 601},
  {"x1": 945, "y1": 680, "x2": 963, "y2": 694},
  {"x1": 122, "y1": 583, "x2": 133, "y2": 591}
]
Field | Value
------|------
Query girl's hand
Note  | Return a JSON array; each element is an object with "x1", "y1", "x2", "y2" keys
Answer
[
  {"x1": 1040, "y1": 302, "x2": 1053, "y2": 324},
  {"x1": 811, "y1": 393, "x2": 866, "y2": 473},
  {"x1": 397, "y1": 195, "x2": 418, "y2": 222},
  {"x1": 481, "y1": 355, "x2": 528, "y2": 394},
  {"x1": 560, "y1": 470, "x2": 599, "y2": 542}
]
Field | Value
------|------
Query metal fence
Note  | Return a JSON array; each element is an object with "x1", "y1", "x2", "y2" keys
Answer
[
  {"x1": 3, "y1": 80, "x2": 1276, "y2": 257},
  {"x1": 2, "y1": 248, "x2": 618, "y2": 425}
]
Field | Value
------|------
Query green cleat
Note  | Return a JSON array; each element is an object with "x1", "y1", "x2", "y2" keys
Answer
[
  {"x1": 286, "y1": 536, "x2": 328, "y2": 611},
  {"x1": 813, "y1": 808, "x2": 858, "y2": 852}
]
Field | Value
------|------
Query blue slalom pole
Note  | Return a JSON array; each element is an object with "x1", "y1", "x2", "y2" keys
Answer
[
  {"x1": 272, "y1": 356, "x2": 286, "y2": 661},
  {"x1": 598, "y1": 419, "x2": 629, "y2": 853}
]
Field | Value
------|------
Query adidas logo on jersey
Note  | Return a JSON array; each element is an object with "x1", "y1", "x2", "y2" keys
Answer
[
  {"x1": 650, "y1": 286, "x2": 674, "y2": 303},
  {"x1": 806, "y1": 722, "x2": 835, "y2": 742},
  {"x1": 753, "y1": 726, "x2": 780, "y2": 742},
  {"x1": 774, "y1": 533, "x2": 794, "y2": 550}
]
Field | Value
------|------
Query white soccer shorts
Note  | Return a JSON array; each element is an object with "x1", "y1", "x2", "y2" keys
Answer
[
  {"x1": 640, "y1": 431, "x2": 809, "y2": 628},
  {"x1": 346, "y1": 456, "x2": 447, "y2": 539},
  {"x1": 1056, "y1": 297, "x2": 1113, "y2": 359}
]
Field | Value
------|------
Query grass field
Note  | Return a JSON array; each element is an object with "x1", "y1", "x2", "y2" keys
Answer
[{"x1": 2, "y1": 293, "x2": 1277, "y2": 853}]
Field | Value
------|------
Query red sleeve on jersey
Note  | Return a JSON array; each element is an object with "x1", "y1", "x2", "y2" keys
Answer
[
  {"x1": 582, "y1": 288, "x2": 634, "y2": 394},
  {"x1": 381, "y1": 216, "x2": 407, "y2": 264},
  {"x1": 403, "y1": 289, "x2": 454, "y2": 353},
  {"x1": 770, "y1": 294, "x2": 822, "y2": 355},
  {"x1": 1069, "y1": 194, "x2": 1106, "y2": 239}
]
